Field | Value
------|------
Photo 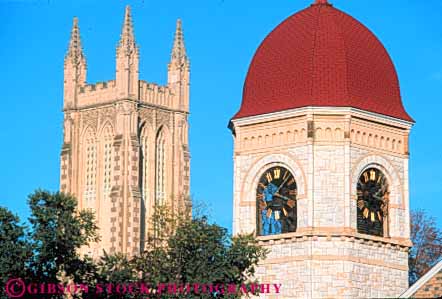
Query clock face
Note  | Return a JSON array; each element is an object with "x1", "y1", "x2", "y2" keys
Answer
[
  {"x1": 356, "y1": 168, "x2": 389, "y2": 237},
  {"x1": 256, "y1": 166, "x2": 297, "y2": 236}
]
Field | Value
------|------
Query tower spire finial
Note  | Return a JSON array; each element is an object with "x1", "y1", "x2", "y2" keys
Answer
[
  {"x1": 116, "y1": 5, "x2": 139, "y2": 98},
  {"x1": 118, "y1": 5, "x2": 136, "y2": 52},
  {"x1": 168, "y1": 18, "x2": 190, "y2": 111},
  {"x1": 314, "y1": 0, "x2": 329, "y2": 4},
  {"x1": 170, "y1": 18, "x2": 188, "y2": 64},
  {"x1": 66, "y1": 17, "x2": 85, "y2": 63},
  {"x1": 64, "y1": 16, "x2": 86, "y2": 109}
]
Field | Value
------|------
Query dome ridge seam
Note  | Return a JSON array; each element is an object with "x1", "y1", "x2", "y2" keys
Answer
[
  {"x1": 330, "y1": 8, "x2": 351, "y2": 106},
  {"x1": 309, "y1": 5, "x2": 322, "y2": 105}
]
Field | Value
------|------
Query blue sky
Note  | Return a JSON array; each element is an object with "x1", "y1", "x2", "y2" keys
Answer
[{"x1": 0, "y1": 0, "x2": 441, "y2": 231}]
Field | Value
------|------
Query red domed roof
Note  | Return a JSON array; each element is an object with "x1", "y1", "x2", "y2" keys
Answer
[{"x1": 233, "y1": 1, "x2": 412, "y2": 121}]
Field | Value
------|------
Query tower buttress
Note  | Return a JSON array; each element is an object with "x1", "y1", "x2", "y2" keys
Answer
[
  {"x1": 64, "y1": 17, "x2": 87, "y2": 110},
  {"x1": 168, "y1": 19, "x2": 190, "y2": 112},
  {"x1": 116, "y1": 5, "x2": 139, "y2": 99}
]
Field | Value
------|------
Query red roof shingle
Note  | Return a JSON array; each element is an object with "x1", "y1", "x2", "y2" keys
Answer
[{"x1": 233, "y1": 2, "x2": 412, "y2": 122}]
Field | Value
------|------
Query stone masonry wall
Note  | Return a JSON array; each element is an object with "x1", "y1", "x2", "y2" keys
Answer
[
  {"x1": 232, "y1": 111, "x2": 412, "y2": 299},
  {"x1": 256, "y1": 236, "x2": 408, "y2": 299}
]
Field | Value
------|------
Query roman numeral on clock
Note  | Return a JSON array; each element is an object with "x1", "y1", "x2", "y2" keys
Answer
[
  {"x1": 288, "y1": 178, "x2": 295, "y2": 186},
  {"x1": 363, "y1": 172, "x2": 369, "y2": 183},
  {"x1": 273, "y1": 168, "x2": 281, "y2": 179},
  {"x1": 377, "y1": 174, "x2": 383, "y2": 184},
  {"x1": 289, "y1": 189, "x2": 297, "y2": 196},
  {"x1": 370, "y1": 169, "x2": 376, "y2": 181},
  {"x1": 266, "y1": 172, "x2": 272, "y2": 183}
]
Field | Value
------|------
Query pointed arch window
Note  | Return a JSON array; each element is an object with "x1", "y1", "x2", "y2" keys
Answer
[
  {"x1": 156, "y1": 128, "x2": 167, "y2": 205},
  {"x1": 83, "y1": 129, "x2": 97, "y2": 202},
  {"x1": 140, "y1": 126, "x2": 150, "y2": 205},
  {"x1": 101, "y1": 126, "x2": 113, "y2": 197}
]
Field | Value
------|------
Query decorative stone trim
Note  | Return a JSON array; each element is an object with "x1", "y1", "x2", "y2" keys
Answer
[
  {"x1": 231, "y1": 106, "x2": 413, "y2": 130},
  {"x1": 257, "y1": 228, "x2": 412, "y2": 248},
  {"x1": 238, "y1": 123, "x2": 308, "y2": 152}
]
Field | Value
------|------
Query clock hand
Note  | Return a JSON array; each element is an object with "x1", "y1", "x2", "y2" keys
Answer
[
  {"x1": 274, "y1": 192, "x2": 291, "y2": 201},
  {"x1": 274, "y1": 174, "x2": 291, "y2": 194},
  {"x1": 372, "y1": 194, "x2": 384, "y2": 201},
  {"x1": 274, "y1": 192, "x2": 297, "y2": 209}
]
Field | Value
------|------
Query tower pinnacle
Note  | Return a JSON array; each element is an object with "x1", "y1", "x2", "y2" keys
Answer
[
  {"x1": 168, "y1": 18, "x2": 190, "y2": 112},
  {"x1": 118, "y1": 5, "x2": 137, "y2": 53},
  {"x1": 65, "y1": 17, "x2": 85, "y2": 64},
  {"x1": 170, "y1": 19, "x2": 188, "y2": 65},
  {"x1": 64, "y1": 17, "x2": 87, "y2": 109},
  {"x1": 116, "y1": 5, "x2": 139, "y2": 98}
]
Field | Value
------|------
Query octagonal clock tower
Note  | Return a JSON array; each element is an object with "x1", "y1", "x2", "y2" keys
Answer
[{"x1": 229, "y1": 1, "x2": 413, "y2": 298}]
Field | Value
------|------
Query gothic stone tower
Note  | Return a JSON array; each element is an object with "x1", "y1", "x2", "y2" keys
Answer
[
  {"x1": 60, "y1": 6, "x2": 190, "y2": 257},
  {"x1": 230, "y1": 1, "x2": 413, "y2": 298}
]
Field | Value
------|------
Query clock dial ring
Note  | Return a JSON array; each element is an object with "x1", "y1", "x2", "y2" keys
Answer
[
  {"x1": 356, "y1": 167, "x2": 389, "y2": 237},
  {"x1": 256, "y1": 166, "x2": 297, "y2": 236}
]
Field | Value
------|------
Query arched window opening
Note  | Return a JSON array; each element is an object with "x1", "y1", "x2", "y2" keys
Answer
[
  {"x1": 83, "y1": 129, "x2": 96, "y2": 202},
  {"x1": 156, "y1": 128, "x2": 167, "y2": 206},
  {"x1": 140, "y1": 126, "x2": 150, "y2": 206},
  {"x1": 256, "y1": 166, "x2": 297, "y2": 236},
  {"x1": 102, "y1": 126, "x2": 113, "y2": 198},
  {"x1": 356, "y1": 167, "x2": 389, "y2": 237}
]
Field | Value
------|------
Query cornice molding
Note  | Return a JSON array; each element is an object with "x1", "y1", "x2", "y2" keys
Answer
[
  {"x1": 231, "y1": 107, "x2": 414, "y2": 131},
  {"x1": 256, "y1": 227, "x2": 412, "y2": 249}
]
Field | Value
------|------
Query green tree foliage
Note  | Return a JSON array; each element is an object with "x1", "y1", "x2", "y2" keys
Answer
[
  {"x1": 82, "y1": 252, "x2": 139, "y2": 299},
  {"x1": 131, "y1": 203, "x2": 268, "y2": 298},
  {"x1": 0, "y1": 207, "x2": 31, "y2": 298},
  {"x1": 90, "y1": 204, "x2": 267, "y2": 298},
  {"x1": 0, "y1": 192, "x2": 267, "y2": 298},
  {"x1": 28, "y1": 190, "x2": 99, "y2": 284},
  {"x1": 158, "y1": 217, "x2": 267, "y2": 298}
]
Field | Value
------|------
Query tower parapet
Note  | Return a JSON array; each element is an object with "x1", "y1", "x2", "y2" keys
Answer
[
  {"x1": 76, "y1": 80, "x2": 117, "y2": 108},
  {"x1": 62, "y1": 8, "x2": 188, "y2": 113},
  {"x1": 139, "y1": 81, "x2": 175, "y2": 109}
]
